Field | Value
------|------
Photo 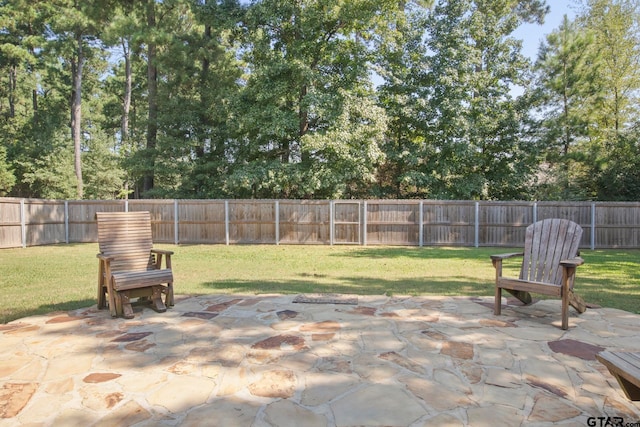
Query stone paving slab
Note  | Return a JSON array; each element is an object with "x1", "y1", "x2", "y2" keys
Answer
[{"x1": 1, "y1": 294, "x2": 639, "y2": 426}]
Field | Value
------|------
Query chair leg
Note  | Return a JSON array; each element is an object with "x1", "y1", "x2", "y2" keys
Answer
[
  {"x1": 568, "y1": 290, "x2": 587, "y2": 313},
  {"x1": 561, "y1": 265, "x2": 577, "y2": 330},
  {"x1": 114, "y1": 290, "x2": 124, "y2": 318},
  {"x1": 97, "y1": 263, "x2": 106, "y2": 309},
  {"x1": 164, "y1": 282, "x2": 174, "y2": 307},
  {"x1": 107, "y1": 279, "x2": 118, "y2": 318},
  {"x1": 561, "y1": 290, "x2": 569, "y2": 330},
  {"x1": 150, "y1": 286, "x2": 167, "y2": 313},
  {"x1": 120, "y1": 291, "x2": 134, "y2": 319},
  {"x1": 507, "y1": 290, "x2": 533, "y2": 305},
  {"x1": 495, "y1": 286, "x2": 502, "y2": 315}
]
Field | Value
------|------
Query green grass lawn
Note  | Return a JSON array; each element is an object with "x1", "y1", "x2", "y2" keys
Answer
[{"x1": 1, "y1": 244, "x2": 638, "y2": 323}]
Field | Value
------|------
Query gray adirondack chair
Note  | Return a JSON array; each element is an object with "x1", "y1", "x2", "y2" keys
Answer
[{"x1": 491, "y1": 218, "x2": 587, "y2": 330}]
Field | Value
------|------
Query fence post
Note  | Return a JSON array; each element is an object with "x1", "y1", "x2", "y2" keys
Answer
[
  {"x1": 275, "y1": 200, "x2": 280, "y2": 245},
  {"x1": 225, "y1": 200, "x2": 229, "y2": 245},
  {"x1": 20, "y1": 199, "x2": 26, "y2": 248},
  {"x1": 419, "y1": 201, "x2": 424, "y2": 247},
  {"x1": 533, "y1": 202, "x2": 537, "y2": 223},
  {"x1": 174, "y1": 200, "x2": 179, "y2": 245},
  {"x1": 363, "y1": 201, "x2": 367, "y2": 246},
  {"x1": 591, "y1": 203, "x2": 596, "y2": 250},
  {"x1": 330, "y1": 200, "x2": 334, "y2": 245},
  {"x1": 125, "y1": 199, "x2": 129, "y2": 212},
  {"x1": 64, "y1": 200, "x2": 69, "y2": 244},
  {"x1": 473, "y1": 202, "x2": 479, "y2": 248}
]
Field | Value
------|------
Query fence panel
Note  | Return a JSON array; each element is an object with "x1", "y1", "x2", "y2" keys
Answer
[
  {"x1": 333, "y1": 201, "x2": 361, "y2": 244},
  {"x1": 178, "y1": 200, "x2": 226, "y2": 244},
  {"x1": 68, "y1": 200, "x2": 125, "y2": 243},
  {"x1": 595, "y1": 202, "x2": 640, "y2": 248},
  {"x1": 366, "y1": 200, "x2": 420, "y2": 246},
  {"x1": 128, "y1": 200, "x2": 175, "y2": 243},
  {"x1": 422, "y1": 201, "x2": 476, "y2": 246},
  {"x1": 479, "y1": 201, "x2": 534, "y2": 247},
  {"x1": 228, "y1": 200, "x2": 276, "y2": 244},
  {"x1": 23, "y1": 199, "x2": 66, "y2": 246},
  {"x1": 0, "y1": 198, "x2": 23, "y2": 248},
  {"x1": 537, "y1": 202, "x2": 593, "y2": 248},
  {"x1": 279, "y1": 200, "x2": 330, "y2": 244}
]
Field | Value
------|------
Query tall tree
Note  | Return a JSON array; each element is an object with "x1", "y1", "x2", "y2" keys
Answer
[
  {"x1": 374, "y1": 2, "x2": 432, "y2": 197},
  {"x1": 43, "y1": 0, "x2": 118, "y2": 199},
  {"x1": 584, "y1": 0, "x2": 640, "y2": 199},
  {"x1": 582, "y1": 0, "x2": 640, "y2": 135},
  {"x1": 0, "y1": 0, "x2": 76, "y2": 198},
  {"x1": 378, "y1": 0, "x2": 547, "y2": 200},
  {"x1": 144, "y1": 0, "x2": 158, "y2": 195},
  {"x1": 0, "y1": 0, "x2": 45, "y2": 120},
  {"x1": 533, "y1": 0, "x2": 640, "y2": 200},
  {"x1": 171, "y1": 0, "x2": 245, "y2": 198},
  {"x1": 228, "y1": 0, "x2": 399, "y2": 198},
  {"x1": 532, "y1": 15, "x2": 599, "y2": 199}
]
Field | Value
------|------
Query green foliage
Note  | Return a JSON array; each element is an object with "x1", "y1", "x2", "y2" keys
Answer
[
  {"x1": 1, "y1": 0, "x2": 639, "y2": 201},
  {"x1": 533, "y1": 0, "x2": 640, "y2": 200},
  {"x1": 82, "y1": 132, "x2": 125, "y2": 200},
  {"x1": 0, "y1": 146, "x2": 15, "y2": 196},
  {"x1": 302, "y1": 90, "x2": 388, "y2": 198},
  {"x1": 16, "y1": 131, "x2": 77, "y2": 199},
  {"x1": 377, "y1": 0, "x2": 544, "y2": 200},
  {"x1": 532, "y1": 17, "x2": 600, "y2": 199},
  {"x1": 594, "y1": 129, "x2": 640, "y2": 200}
]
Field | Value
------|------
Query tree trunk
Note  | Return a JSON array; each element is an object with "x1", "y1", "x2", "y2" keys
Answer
[
  {"x1": 196, "y1": 22, "x2": 211, "y2": 159},
  {"x1": 299, "y1": 84, "x2": 309, "y2": 163},
  {"x1": 144, "y1": 0, "x2": 157, "y2": 195},
  {"x1": 30, "y1": 46, "x2": 38, "y2": 124},
  {"x1": 8, "y1": 65, "x2": 16, "y2": 118},
  {"x1": 121, "y1": 37, "x2": 133, "y2": 200},
  {"x1": 121, "y1": 38, "x2": 132, "y2": 146},
  {"x1": 71, "y1": 34, "x2": 84, "y2": 199}
]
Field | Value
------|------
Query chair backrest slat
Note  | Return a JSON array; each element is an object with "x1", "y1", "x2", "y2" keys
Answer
[
  {"x1": 520, "y1": 218, "x2": 582, "y2": 286},
  {"x1": 96, "y1": 211, "x2": 154, "y2": 272}
]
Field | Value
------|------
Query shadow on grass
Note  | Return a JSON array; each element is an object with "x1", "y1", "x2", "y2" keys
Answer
[
  {"x1": 199, "y1": 275, "x2": 494, "y2": 298},
  {"x1": 1, "y1": 298, "x2": 96, "y2": 324},
  {"x1": 331, "y1": 246, "x2": 516, "y2": 260}
]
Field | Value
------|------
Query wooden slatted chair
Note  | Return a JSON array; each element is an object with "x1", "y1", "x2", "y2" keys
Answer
[
  {"x1": 491, "y1": 218, "x2": 587, "y2": 330},
  {"x1": 96, "y1": 211, "x2": 174, "y2": 319}
]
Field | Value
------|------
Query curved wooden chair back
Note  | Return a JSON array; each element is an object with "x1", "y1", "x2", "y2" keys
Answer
[{"x1": 97, "y1": 211, "x2": 154, "y2": 272}]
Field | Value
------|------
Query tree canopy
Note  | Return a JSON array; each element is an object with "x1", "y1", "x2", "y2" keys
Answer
[{"x1": 1, "y1": 0, "x2": 639, "y2": 201}]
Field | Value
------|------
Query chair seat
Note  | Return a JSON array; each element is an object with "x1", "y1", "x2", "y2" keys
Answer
[
  {"x1": 112, "y1": 269, "x2": 173, "y2": 291},
  {"x1": 497, "y1": 277, "x2": 562, "y2": 297}
]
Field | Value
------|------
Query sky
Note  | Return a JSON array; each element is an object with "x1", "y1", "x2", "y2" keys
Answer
[{"x1": 514, "y1": 1, "x2": 580, "y2": 60}]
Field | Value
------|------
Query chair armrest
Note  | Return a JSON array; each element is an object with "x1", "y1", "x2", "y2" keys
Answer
[
  {"x1": 560, "y1": 257, "x2": 584, "y2": 268},
  {"x1": 490, "y1": 252, "x2": 524, "y2": 261},
  {"x1": 97, "y1": 253, "x2": 114, "y2": 262},
  {"x1": 151, "y1": 249, "x2": 174, "y2": 256},
  {"x1": 150, "y1": 249, "x2": 173, "y2": 270}
]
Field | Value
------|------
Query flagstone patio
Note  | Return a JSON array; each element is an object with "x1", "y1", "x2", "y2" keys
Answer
[{"x1": 1, "y1": 294, "x2": 639, "y2": 426}]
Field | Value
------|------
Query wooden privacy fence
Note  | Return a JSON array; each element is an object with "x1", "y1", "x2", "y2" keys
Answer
[{"x1": 1, "y1": 198, "x2": 639, "y2": 249}]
